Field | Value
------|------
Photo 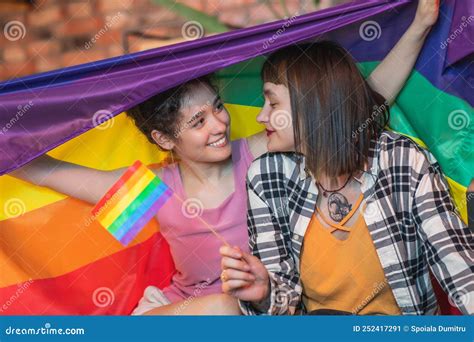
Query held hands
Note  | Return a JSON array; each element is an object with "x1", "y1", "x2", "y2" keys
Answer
[
  {"x1": 413, "y1": 0, "x2": 440, "y2": 32},
  {"x1": 219, "y1": 245, "x2": 270, "y2": 303}
]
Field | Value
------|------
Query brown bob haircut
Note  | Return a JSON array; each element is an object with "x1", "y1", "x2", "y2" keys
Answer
[{"x1": 261, "y1": 41, "x2": 389, "y2": 179}]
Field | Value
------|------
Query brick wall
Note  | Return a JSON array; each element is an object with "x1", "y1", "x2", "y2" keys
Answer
[{"x1": 0, "y1": 0, "x2": 346, "y2": 82}]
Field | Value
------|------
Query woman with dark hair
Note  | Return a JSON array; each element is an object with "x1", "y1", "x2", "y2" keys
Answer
[
  {"x1": 220, "y1": 2, "x2": 473, "y2": 315},
  {"x1": 10, "y1": 75, "x2": 267, "y2": 315}
]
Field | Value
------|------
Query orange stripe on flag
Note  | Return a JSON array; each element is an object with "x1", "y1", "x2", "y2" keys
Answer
[{"x1": 0, "y1": 196, "x2": 160, "y2": 288}]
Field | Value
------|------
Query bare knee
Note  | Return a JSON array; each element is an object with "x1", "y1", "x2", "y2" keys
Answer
[
  {"x1": 143, "y1": 293, "x2": 242, "y2": 315},
  {"x1": 198, "y1": 293, "x2": 242, "y2": 315}
]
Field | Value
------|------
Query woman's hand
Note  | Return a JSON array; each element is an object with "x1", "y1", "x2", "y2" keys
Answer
[
  {"x1": 412, "y1": 0, "x2": 440, "y2": 33},
  {"x1": 220, "y1": 245, "x2": 270, "y2": 303}
]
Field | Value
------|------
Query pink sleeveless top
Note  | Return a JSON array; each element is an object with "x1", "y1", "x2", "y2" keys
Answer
[{"x1": 156, "y1": 138, "x2": 254, "y2": 303}]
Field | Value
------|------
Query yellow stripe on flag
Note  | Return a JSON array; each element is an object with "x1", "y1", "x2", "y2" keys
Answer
[{"x1": 0, "y1": 105, "x2": 259, "y2": 220}]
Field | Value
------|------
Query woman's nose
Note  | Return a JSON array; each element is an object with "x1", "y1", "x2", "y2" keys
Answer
[
  {"x1": 209, "y1": 112, "x2": 227, "y2": 133},
  {"x1": 256, "y1": 107, "x2": 269, "y2": 124}
]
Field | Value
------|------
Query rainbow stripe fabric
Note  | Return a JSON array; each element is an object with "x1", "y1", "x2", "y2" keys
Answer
[{"x1": 92, "y1": 161, "x2": 173, "y2": 246}]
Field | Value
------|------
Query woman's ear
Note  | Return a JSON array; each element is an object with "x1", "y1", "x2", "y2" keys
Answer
[{"x1": 151, "y1": 129, "x2": 175, "y2": 151}]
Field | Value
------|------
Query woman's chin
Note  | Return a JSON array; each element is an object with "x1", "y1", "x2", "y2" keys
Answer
[
  {"x1": 267, "y1": 139, "x2": 294, "y2": 153},
  {"x1": 267, "y1": 138, "x2": 281, "y2": 153},
  {"x1": 204, "y1": 144, "x2": 232, "y2": 162}
]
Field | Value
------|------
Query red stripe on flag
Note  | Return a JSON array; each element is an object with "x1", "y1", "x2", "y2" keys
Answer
[{"x1": 0, "y1": 231, "x2": 175, "y2": 315}]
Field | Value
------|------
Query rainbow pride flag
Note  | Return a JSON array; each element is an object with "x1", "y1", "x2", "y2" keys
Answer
[
  {"x1": 0, "y1": 0, "x2": 470, "y2": 315},
  {"x1": 92, "y1": 161, "x2": 172, "y2": 246}
]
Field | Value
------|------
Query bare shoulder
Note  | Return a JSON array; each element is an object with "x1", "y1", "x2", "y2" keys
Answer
[
  {"x1": 149, "y1": 166, "x2": 164, "y2": 179},
  {"x1": 246, "y1": 130, "x2": 268, "y2": 159},
  {"x1": 147, "y1": 157, "x2": 178, "y2": 179}
]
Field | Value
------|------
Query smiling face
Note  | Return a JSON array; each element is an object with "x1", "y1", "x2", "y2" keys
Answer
[
  {"x1": 161, "y1": 84, "x2": 232, "y2": 164},
  {"x1": 256, "y1": 82, "x2": 295, "y2": 152},
  {"x1": 258, "y1": 42, "x2": 390, "y2": 180}
]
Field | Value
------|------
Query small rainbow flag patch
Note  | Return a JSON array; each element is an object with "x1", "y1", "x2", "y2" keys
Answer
[{"x1": 91, "y1": 160, "x2": 172, "y2": 245}]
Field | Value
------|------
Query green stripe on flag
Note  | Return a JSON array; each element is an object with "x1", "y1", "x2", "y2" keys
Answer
[
  {"x1": 218, "y1": 58, "x2": 473, "y2": 187},
  {"x1": 359, "y1": 62, "x2": 473, "y2": 188}
]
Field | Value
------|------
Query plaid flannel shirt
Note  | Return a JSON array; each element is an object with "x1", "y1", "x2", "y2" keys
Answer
[{"x1": 240, "y1": 131, "x2": 473, "y2": 315}]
